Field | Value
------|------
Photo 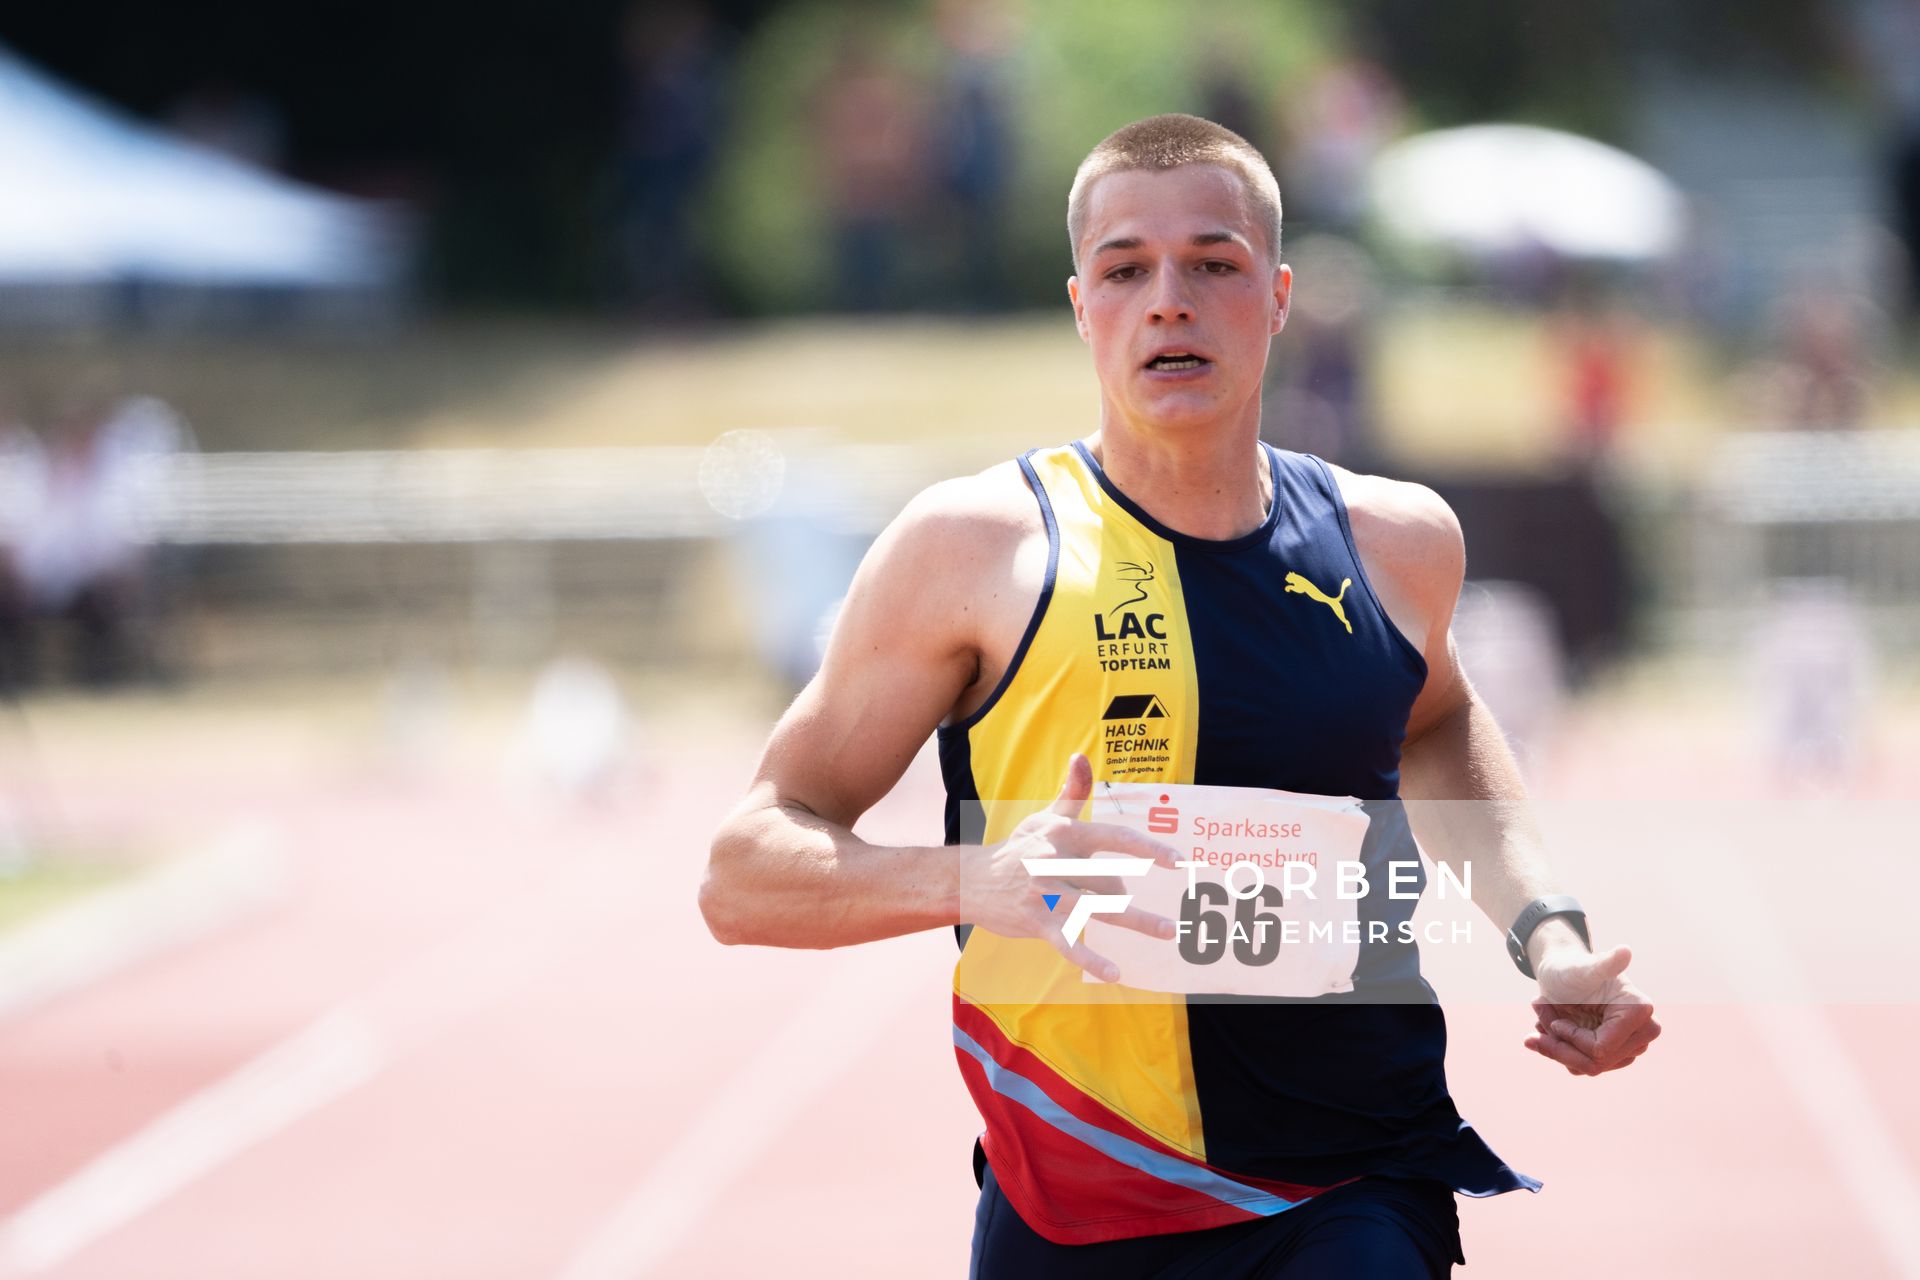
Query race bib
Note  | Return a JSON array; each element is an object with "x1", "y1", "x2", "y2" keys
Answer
[{"x1": 1085, "y1": 781, "x2": 1372, "y2": 998}]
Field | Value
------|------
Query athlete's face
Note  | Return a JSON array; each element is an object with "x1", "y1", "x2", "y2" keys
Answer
[{"x1": 1068, "y1": 164, "x2": 1291, "y2": 436}]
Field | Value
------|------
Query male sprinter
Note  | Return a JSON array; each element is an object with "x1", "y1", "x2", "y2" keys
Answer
[{"x1": 704, "y1": 115, "x2": 1659, "y2": 1277}]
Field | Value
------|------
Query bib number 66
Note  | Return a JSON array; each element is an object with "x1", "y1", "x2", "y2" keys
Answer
[{"x1": 1178, "y1": 882, "x2": 1284, "y2": 965}]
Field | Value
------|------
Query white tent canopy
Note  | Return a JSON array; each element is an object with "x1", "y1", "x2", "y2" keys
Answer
[
  {"x1": 1368, "y1": 124, "x2": 1686, "y2": 262},
  {"x1": 0, "y1": 43, "x2": 404, "y2": 287}
]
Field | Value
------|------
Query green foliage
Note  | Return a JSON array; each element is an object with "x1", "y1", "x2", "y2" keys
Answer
[{"x1": 706, "y1": 0, "x2": 1330, "y2": 313}]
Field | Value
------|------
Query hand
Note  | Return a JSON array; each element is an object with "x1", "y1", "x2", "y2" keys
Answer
[
  {"x1": 963, "y1": 753, "x2": 1182, "y2": 982},
  {"x1": 1524, "y1": 944, "x2": 1661, "y2": 1076}
]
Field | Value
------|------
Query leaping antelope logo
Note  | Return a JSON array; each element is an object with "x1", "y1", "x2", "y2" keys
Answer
[
  {"x1": 1284, "y1": 572, "x2": 1352, "y2": 634},
  {"x1": 1108, "y1": 561, "x2": 1156, "y2": 614}
]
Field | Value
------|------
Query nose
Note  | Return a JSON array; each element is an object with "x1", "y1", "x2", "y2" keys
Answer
[{"x1": 1146, "y1": 262, "x2": 1195, "y2": 324}]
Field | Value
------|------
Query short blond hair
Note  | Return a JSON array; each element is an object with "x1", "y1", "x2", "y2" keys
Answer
[{"x1": 1067, "y1": 114, "x2": 1282, "y2": 270}]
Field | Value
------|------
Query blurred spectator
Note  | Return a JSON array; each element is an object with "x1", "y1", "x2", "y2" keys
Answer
[
  {"x1": 507, "y1": 656, "x2": 635, "y2": 804},
  {"x1": 723, "y1": 446, "x2": 866, "y2": 694},
  {"x1": 1194, "y1": 39, "x2": 1268, "y2": 159},
  {"x1": 815, "y1": 33, "x2": 929, "y2": 312},
  {"x1": 1549, "y1": 287, "x2": 1636, "y2": 469},
  {"x1": 4, "y1": 394, "x2": 189, "y2": 687},
  {"x1": 1452, "y1": 580, "x2": 1567, "y2": 781},
  {"x1": 1280, "y1": 54, "x2": 1404, "y2": 235},
  {"x1": 1749, "y1": 578, "x2": 1876, "y2": 789},
  {"x1": 1730, "y1": 284, "x2": 1875, "y2": 430},
  {"x1": 167, "y1": 82, "x2": 287, "y2": 170},
  {"x1": 0, "y1": 407, "x2": 38, "y2": 692},
  {"x1": 1263, "y1": 235, "x2": 1378, "y2": 467},
  {"x1": 931, "y1": 0, "x2": 1019, "y2": 310},
  {"x1": 1844, "y1": 0, "x2": 1920, "y2": 317},
  {"x1": 615, "y1": 1, "x2": 728, "y2": 317}
]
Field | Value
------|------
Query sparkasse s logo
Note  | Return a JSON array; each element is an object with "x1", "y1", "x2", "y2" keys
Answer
[{"x1": 1147, "y1": 793, "x2": 1179, "y2": 835}]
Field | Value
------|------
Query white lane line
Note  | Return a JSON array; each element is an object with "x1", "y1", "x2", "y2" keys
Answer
[
  {"x1": 0, "y1": 823, "x2": 285, "y2": 1024},
  {"x1": 554, "y1": 946, "x2": 930, "y2": 1280},
  {"x1": 1740, "y1": 1003, "x2": 1920, "y2": 1277},
  {"x1": 1692, "y1": 826, "x2": 1920, "y2": 1279},
  {"x1": 0, "y1": 1012, "x2": 383, "y2": 1276},
  {"x1": 0, "y1": 862, "x2": 613, "y2": 1277}
]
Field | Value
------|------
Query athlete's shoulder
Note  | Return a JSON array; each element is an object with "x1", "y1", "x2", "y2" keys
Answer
[
  {"x1": 895, "y1": 457, "x2": 1042, "y2": 538},
  {"x1": 1324, "y1": 464, "x2": 1462, "y2": 570},
  {"x1": 860, "y1": 458, "x2": 1046, "y2": 603},
  {"x1": 1322, "y1": 464, "x2": 1464, "y2": 631},
  {"x1": 879, "y1": 458, "x2": 1047, "y2": 577}
]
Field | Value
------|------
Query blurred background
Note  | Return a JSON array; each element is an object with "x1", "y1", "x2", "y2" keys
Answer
[{"x1": 2, "y1": 1, "x2": 1919, "y2": 1277}]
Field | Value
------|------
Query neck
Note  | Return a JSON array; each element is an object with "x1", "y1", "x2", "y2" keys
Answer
[{"x1": 1087, "y1": 410, "x2": 1271, "y2": 540}]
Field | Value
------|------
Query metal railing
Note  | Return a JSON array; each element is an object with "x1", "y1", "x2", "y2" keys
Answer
[{"x1": 2, "y1": 443, "x2": 961, "y2": 546}]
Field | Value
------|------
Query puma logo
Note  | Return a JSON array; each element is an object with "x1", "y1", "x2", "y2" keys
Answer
[{"x1": 1284, "y1": 572, "x2": 1352, "y2": 634}]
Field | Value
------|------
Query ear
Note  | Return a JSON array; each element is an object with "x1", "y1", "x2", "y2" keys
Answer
[
  {"x1": 1067, "y1": 276, "x2": 1090, "y2": 343},
  {"x1": 1270, "y1": 263, "x2": 1293, "y2": 337}
]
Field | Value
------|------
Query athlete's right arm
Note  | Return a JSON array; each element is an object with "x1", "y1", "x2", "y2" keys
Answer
[{"x1": 701, "y1": 472, "x2": 1179, "y2": 973}]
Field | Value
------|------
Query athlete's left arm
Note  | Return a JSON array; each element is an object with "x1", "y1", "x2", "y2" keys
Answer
[{"x1": 1339, "y1": 469, "x2": 1660, "y2": 1077}]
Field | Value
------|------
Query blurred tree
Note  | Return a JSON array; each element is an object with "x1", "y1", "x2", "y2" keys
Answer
[
  {"x1": 705, "y1": 0, "x2": 1328, "y2": 312},
  {"x1": 2, "y1": 0, "x2": 1851, "y2": 311}
]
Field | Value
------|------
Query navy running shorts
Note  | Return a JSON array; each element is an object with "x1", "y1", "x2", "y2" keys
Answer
[{"x1": 969, "y1": 1156, "x2": 1464, "y2": 1279}]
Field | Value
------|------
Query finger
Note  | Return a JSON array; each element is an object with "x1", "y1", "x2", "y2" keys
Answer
[
  {"x1": 1068, "y1": 820, "x2": 1183, "y2": 868},
  {"x1": 1591, "y1": 944, "x2": 1632, "y2": 981},
  {"x1": 1524, "y1": 1033, "x2": 1595, "y2": 1075},
  {"x1": 1046, "y1": 928, "x2": 1120, "y2": 983},
  {"x1": 1548, "y1": 1019, "x2": 1602, "y2": 1058},
  {"x1": 1587, "y1": 1041, "x2": 1654, "y2": 1075},
  {"x1": 1060, "y1": 875, "x2": 1130, "y2": 896},
  {"x1": 1532, "y1": 998, "x2": 1566, "y2": 1025},
  {"x1": 1607, "y1": 1020, "x2": 1662, "y2": 1062},
  {"x1": 1523, "y1": 1035, "x2": 1593, "y2": 1075},
  {"x1": 1553, "y1": 997, "x2": 1653, "y2": 1062},
  {"x1": 1529, "y1": 1022, "x2": 1587, "y2": 1058},
  {"x1": 1531, "y1": 1001, "x2": 1582, "y2": 1041},
  {"x1": 1106, "y1": 904, "x2": 1178, "y2": 941},
  {"x1": 1591, "y1": 1000, "x2": 1655, "y2": 1061},
  {"x1": 1039, "y1": 892, "x2": 1173, "y2": 943},
  {"x1": 1050, "y1": 753, "x2": 1093, "y2": 819}
]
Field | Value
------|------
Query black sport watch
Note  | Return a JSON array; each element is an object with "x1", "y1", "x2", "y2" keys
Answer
[{"x1": 1505, "y1": 895, "x2": 1590, "y2": 979}]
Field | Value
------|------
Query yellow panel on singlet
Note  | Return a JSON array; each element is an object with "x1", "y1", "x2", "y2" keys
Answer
[{"x1": 950, "y1": 444, "x2": 1207, "y2": 1157}]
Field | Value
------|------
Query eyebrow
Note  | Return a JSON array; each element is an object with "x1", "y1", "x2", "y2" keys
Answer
[{"x1": 1090, "y1": 230, "x2": 1247, "y2": 257}]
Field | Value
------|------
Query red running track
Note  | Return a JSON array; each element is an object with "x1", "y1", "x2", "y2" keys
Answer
[{"x1": 0, "y1": 706, "x2": 1916, "y2": 1277}]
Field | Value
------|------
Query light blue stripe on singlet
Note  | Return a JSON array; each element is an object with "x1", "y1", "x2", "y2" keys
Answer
[{"x1": 952, "y1": 1025, "x2": 1302, "y2": 1215}]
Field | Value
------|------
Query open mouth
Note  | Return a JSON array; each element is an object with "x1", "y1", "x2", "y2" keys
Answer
[{"x1": 1145, "y1": 352, "x2": 1209, "y2": 372}]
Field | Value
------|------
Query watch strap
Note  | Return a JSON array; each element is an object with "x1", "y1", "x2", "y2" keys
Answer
[{"x1": 1505, "y1": 894, "x2": 1590, "y2": 979}]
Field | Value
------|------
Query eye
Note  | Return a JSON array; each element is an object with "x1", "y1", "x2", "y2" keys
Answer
[
  {"x1": 1200, "y1": 260, "x2": 1238, "y2": 275},
  {"x1": 1105, "y1": 265, "x2": 1142, "y2": 282}
]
